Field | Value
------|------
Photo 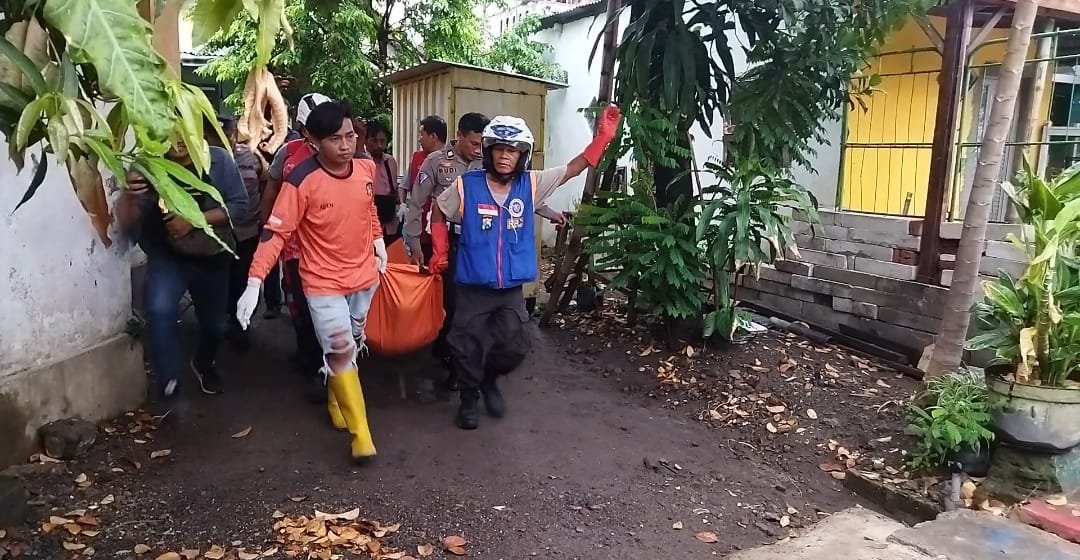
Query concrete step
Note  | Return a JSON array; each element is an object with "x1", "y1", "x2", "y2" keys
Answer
[
  {"x1": 725, "y1": 507, "x2": 1080, "y2": 560},
  {"x1": 890, "y1": 509, "x2": 1080, "y2": 560},
  {"x1": 724, "y1": 507, "x2": 930, "y2": 560}
]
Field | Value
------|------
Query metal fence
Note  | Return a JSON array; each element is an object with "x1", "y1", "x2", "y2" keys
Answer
[
  {"x1": 839, "y1": 46, "x2": 942, "y2": 216},
  {"x1": 837, "y1": 26, "x2": 1080, "y2": 220}
]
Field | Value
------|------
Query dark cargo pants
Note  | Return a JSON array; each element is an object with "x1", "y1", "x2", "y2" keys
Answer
[{"x1": 446, "y1": 284, "x2": 532, "y2": 391}]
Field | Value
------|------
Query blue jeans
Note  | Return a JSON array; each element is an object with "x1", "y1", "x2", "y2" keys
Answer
[{"x1": 144, "y1": 253, "x2": 230, "y2": 391}]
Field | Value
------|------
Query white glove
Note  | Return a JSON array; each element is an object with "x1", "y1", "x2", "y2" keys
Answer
[
  {"x1": 235, "y1": 278, "x2": 262, "y2": 331},
  {"x1": 396, "y1": 202, "x2": 407, "y2": 223},
  {"x1": 374, "y1": 238, "x2": 388, "y2": 274}
]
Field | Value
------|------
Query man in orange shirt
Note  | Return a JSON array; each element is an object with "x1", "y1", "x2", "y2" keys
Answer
[{"x1": 236, "y1": 101, "x2": 387, "y2": 462}]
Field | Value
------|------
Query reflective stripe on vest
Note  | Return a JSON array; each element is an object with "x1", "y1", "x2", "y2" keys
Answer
[{"x1": 454, "y1": 170, "x2": 538, "y2": 289}]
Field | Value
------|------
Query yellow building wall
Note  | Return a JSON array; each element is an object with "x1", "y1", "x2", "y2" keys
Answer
[{"x1": 840, "y1": 16, "x2": 1046, "y2": 216}]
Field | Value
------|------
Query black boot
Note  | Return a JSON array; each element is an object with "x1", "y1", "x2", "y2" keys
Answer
[
  {"x1": 444, "y1": 358, "x2": 460, "y2": 391},
  {"x1": 455, "y1": 390, "x2": 480, "y2": 430},
  {"x1": 481, "y1": 377, "x2": 506, "y2": 418}
]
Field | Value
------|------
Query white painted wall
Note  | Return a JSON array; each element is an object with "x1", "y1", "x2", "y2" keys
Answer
[
  {"x1": 533, "y1": 10, "x2": 844, "y2": 242},
  {"x1": 0, "y1": 151, "x2": 132, "y2": 377}
]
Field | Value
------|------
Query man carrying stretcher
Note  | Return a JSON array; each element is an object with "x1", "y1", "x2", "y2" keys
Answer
[
  {"x1": 428, "y1": 105, "x2": 622, "y2": 429},
  {"x1": 235, "y1": 100, "x2": 387, "y2": 462}
]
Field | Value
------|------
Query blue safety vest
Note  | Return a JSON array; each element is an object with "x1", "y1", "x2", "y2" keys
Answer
[{"x1": 455, "y1": 170, "x2": 538, "y2": 289}]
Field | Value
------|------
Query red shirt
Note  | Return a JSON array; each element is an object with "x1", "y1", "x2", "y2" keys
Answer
[
  {"x1": 280, "y1": 139, "x2": 314, "y2": 261},
  {"x1": 408, "y1": 150, "x2": 427, "y2": 187}
]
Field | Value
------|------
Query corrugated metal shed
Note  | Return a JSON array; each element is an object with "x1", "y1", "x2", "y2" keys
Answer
[
  {"x1": 383, "y1": 60, "x2": 567, "y2": 299},
  {"x1": 382, "y1": 60, "x2": 566, "y2": 168}
]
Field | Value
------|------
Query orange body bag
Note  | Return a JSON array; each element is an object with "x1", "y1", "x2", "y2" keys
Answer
[{"x1": 366, "y1": 240, "x2": 445, "y2": 356}]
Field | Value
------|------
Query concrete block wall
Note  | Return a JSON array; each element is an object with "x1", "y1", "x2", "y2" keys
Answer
[
  {"x1": 792, "y1": 209, "x2": 1030, "y2": 286},
  {"x1": 739, "y1": 210, "x2": 1033, "y2": 361}
]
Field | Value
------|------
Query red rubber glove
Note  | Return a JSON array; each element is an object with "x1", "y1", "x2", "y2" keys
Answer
[
  {"x1": 428, "y1": 221, "x2": 449, "y2": 275},
  {"x1": 583, "y1": 104, "x2": 623, "y2": 167}
]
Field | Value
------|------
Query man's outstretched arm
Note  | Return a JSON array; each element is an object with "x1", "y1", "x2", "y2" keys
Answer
[{"x1": 533, "y1": 105, "x2": 622, "y2": 202}]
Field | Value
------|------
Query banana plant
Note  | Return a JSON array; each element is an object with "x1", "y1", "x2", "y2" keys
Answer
[{"x1": 0, "y1": 0, "x2": 288, "y2": 248}]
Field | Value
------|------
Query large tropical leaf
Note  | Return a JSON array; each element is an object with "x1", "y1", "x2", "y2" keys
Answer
[
  {"x1": 67, "y1": 151, "x2": 112, "y2": 247},
  {"x1": 41, "y1": 0, "x2": 174, "y2": 141},
  {"x1": 189, "y1": 0, "x2": 246, "y2": 46}
]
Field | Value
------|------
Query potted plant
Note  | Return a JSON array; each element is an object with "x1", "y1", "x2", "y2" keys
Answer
[
  {"x1": 907, "y1": 368, "x2": 995, "y2": 475},
  {"x1": 967, "y1": 162, "x2": 1080, "y2": 453}
]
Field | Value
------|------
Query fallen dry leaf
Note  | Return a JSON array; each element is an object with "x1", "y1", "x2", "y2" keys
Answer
[
  {"x1": 49, "y1": 516, "x2": 71, "y2": 526},
  {"x1": 960, "y1": 480, "x2": 977, "y2": 500},
  {"x1": 99, "y1": 495, "x2": 115, "y2": 506},
  {"x1": 780, "y1": 515, "x2": 791, "y2": 527},
  {"x1": 74, "y1": 473, "x2": 88, "y2": 484},
  {"x1": 314, "y1": 508, "x2": 360, "y2": 521},
  {"x1": 417, "y1": 543, "x2": 435, "y2": 557},
  {"x1": 81, "y1": 531, "x2": 100, "y2": 538},
  {"x1": 672, "y1": 521, "x2": 684, "y2": 530},
  {"x1": 259, "y1": 548, "x2": 278, "y2": 557},
  {"x1": 1047, "y1": 496, "x2": 1068, "y2": 506},
  {"x1": 204, "y1": 545, "x2": 226, "y2": 559},
  {"x1": 232, "y1": 426, "x2": 253, "y2": 439},
  {"x1": 149, "y1": 449, "x2": 172, "y2": 460},
  {"x1": 134, "y1": 544, "x2": 152, "y2": 554},
  {"x1": 442, "y1": 535, "x2": 467, "y2": 555},
  {"x1": 766, "y1": 405, "x2": 786, "y2": 414},
  {"x1": 289, "y1": 495, "x2": 308, "y2": 502},
  {"x1": 685, "y1": 345, "x2": 696, "y2": 358},
  {"x1": 766, "y1": 423, "x2": 778, "y2": 433},
  {"x1": 786, "y1": 506, "x2": 799, "y2": 515},
  {"x1": 238, "y1": 550, "x2": 260, "y2": 560},
  {"x1": 0, "y1": 528, "x2": 6, "y2": 539},
  {"x1": 180, "y1": 550, "x2": 201, "y2": 559},
  {"x1": 806, "y1": 409, "x2": 818, "y2": 419},
  {"x1": 77, "y1": 515, "x2": 100, "y2": 527},
  {"x1": 155, "y1": 554, "x2": 181, "y2": 560},
  {"x1": 829, "y1": 471, "x2": 847, "y2": 480},
  {"x1": 695, "y1": 531, "x2": 719, "y2": 544},
  {"x1": 62, "y1": 542, "x2": 87, "y2": 551}
]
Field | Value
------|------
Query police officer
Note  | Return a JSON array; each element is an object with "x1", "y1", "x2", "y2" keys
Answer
[
  {"x1": 428, "y1": 105, "x2": 622, "y2": 429},
  {"x1": 403, "y1": 112, "x2": 487, "y2": 389}
]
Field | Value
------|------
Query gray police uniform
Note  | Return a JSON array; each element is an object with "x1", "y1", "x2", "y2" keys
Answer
[
  {"x1": 403, "y1": 142, "x2": 483, "y2": 256},
  {"x1": 402, "y1": 142, "x2": 482, "y2": 364}
]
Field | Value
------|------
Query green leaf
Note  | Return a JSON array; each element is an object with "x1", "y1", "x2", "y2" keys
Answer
[
  {"x1": 15, "y1": 95, "x2": 44, "y2": 149},
  {"x1": 42, "y1": 0, "x2": 174, "y2": 140},
  {"x1": 0, "y1": 35, "x2": 47, "y2": 95},
  {"x1": 190, "y1": 0, "x2": 246, "y2": 46},
  {"x1": 12, "y1": 148, "x2": 48, "y2": 213}
]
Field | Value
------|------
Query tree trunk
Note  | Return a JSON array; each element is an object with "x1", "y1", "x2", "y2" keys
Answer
[
  {"x1": 540, "y1": 0, "x2": 621, "y2": 327},
  {"x1": 927, "y1": 0, "x2": 1040, "y2": 377}
]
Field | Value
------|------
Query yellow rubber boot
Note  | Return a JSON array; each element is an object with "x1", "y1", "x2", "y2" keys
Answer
[
  {"x1": 327, "y1": 390, "x2": 347, "y2": 431},
  {"x1": 327, "y1": 369, "x2": 377, "y2": 460}
]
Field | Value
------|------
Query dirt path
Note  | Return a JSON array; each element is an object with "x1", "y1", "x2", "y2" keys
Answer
[{"x1": 7, "y1": 314, "x2": 906, "y2": 559}]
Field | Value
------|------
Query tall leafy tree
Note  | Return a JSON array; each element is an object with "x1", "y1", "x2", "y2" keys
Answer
[
  {"x1": 195, "y1": 0, "x2": 488, "y2": 116},
  {"x1": 484, "y1": 14, "x2": 566, "y2": 82}
]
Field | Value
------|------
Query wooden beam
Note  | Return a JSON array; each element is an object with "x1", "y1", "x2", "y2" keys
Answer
[
  {"x1": 918, "y1": 0, "x2": 975, "y2": 283},
  {"x1": 968, "y1": 5, "x2": 1009, "y2": 56},
  {"x1": 991, "y1": 0, "x2": 1080, "y2": 19},
  {"x1": 916, "y1": 15, "x2": 946, "y2": 54}
]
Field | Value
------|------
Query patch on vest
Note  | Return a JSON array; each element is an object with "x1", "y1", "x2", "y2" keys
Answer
[
  {"x1": 417, "y1": 171, "x2": 429, "y2": 185},
  {"x1": 508, "y1": 198, "x2": 525, "y2": 218}
]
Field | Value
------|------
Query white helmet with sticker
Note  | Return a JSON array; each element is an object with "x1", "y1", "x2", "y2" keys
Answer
[
  {"x1": 482, "y1": 116, "x2": 534, "y2": 175},
  {"x1": 296, "y1": 93, "x2": 331, "y2": 126}
]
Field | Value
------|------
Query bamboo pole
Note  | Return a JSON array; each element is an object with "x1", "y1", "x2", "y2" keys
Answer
[{"x1": 540, "y1": 0, "x2": 622, "y2": 327}]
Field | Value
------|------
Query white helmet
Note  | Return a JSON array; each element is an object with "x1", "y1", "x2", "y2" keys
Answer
[
  {"x1": 482, "y1": 116, "x2": 534, "y2": 175},
  {"x1": 296, "y1": 93, "x2": 332, "y2": 126}
]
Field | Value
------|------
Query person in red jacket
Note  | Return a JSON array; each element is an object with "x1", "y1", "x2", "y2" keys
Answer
[
  {"x1": 427, "y1": 105, "x2": 622, "y2": 429},
  {"x1": 237, "y1": 101, "x2": 387, "y2": 462}
]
